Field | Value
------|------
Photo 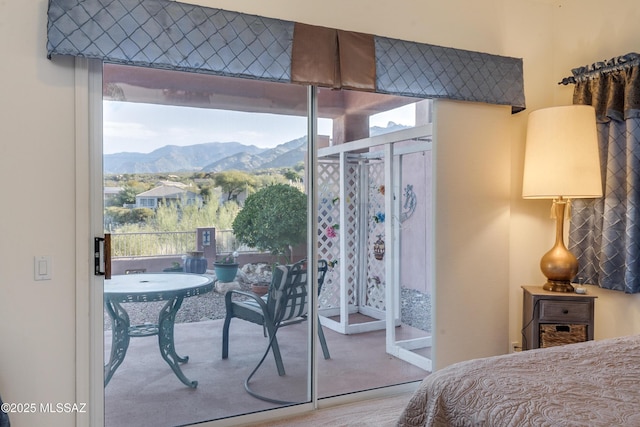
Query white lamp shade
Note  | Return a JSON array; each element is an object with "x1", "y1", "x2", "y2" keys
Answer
[{"x1": 522, "y1": 105, "x2": 603, "y2": 199}]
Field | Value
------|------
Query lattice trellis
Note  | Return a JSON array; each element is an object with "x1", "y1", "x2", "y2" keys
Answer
[
  {"x1": 317, "y1": 158, "x2": 388, "y2": 315},
  {"x1": 316, "y1": 125, "x2": 432, "y2": 371},
  {"x1": 317, "y1": 161, "x2": 360, "y2": 310},
  {"x1": 365, "y1": 160, "x2": 386, "y2": 311}
]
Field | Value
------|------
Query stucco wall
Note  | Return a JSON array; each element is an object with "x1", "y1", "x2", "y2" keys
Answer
[{"x1": 2, "y1": 1, "x2": 640, "y2": 426}]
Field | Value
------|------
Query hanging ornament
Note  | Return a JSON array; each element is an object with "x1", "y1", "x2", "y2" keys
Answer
[
  {"x1": 400, "y1": 184, "x2": 417, "y2": 223},
  {"x1": 373, "y1": 234, "x2": 385, "y2": 261}
]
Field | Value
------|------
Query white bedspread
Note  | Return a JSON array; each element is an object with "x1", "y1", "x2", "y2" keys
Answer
[{"x1": 397, "y1": 335, "x2": 640, "y2": 427}]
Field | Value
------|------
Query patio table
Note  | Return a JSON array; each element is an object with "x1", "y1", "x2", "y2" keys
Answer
[{"x1": 104, "y1": 273, "x2": 213, "y2": 388}]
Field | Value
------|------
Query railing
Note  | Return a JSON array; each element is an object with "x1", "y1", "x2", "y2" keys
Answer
[
  {"x1": 110, "y1": 229, "x2": 242, "y2": 257},
  {"x1": 110, "y1": 231, "x2": 196, "y2": 257},
  {"x1": 215, "y1": 229, "x2": 253, "y2": 254}
]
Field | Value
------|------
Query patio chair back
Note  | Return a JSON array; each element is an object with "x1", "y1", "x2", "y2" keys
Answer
[
  {"x1": 222, "y1": 259, "x2": 330, "y2": 377},
  {"x1": 269, "y1": 261, "x2": 308, "y2": 325}
]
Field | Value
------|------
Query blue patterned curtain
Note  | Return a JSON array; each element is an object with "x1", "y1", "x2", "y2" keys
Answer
[{"x1": 567, "y1": 53, "x2": 640, "y2": 293}]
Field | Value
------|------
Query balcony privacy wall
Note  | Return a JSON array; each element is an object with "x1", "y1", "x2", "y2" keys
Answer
[{"x1": 47, "y1": 0, "x2": 525, "y2": 113}]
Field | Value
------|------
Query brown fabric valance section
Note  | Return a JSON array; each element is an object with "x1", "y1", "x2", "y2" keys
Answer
[
  {"x1": 338, "y1": 31, "x2": 376, "y2": 91},
  {"x1": 291, "y1": 23, "x2": 376, "y2": 91},
  {"x1": 564, "y1": 53, "x2": 640, "y2": 122},
  {"x1": 291, "y1": 24, "x2": 338, "y2": 88}
]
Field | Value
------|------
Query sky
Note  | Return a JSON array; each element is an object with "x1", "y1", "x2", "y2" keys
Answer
[{"x1": 103, "y1": 101, "x2": 416, "y2": 155}]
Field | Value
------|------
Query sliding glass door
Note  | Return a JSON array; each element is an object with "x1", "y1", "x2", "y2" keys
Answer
[
  {"x1": 102, "y1": 64, "x2": 312, "y2": 425},
  {"x1": 96, "y1": 64, "x2": 432, "y2": 426}
]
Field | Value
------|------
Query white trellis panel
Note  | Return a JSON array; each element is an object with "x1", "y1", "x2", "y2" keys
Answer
[
  {"x1": 317, "y1": 124, "x2": 433, "y2": 371},
  {"x1": 317, "y1": 160, "x2": 360, "y2": 312},
  {"x1": 318, "y1": 157, "x2": 390, "y2": 334},
  {"x1": 364, "y1": 160, "x2": 386, "y2": 315},
  {"x1": 318, "y1": 161, "x2": 343, "y2": 309}
]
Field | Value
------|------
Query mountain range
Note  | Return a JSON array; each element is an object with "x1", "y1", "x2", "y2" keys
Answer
[{"x1": 104, "y1": 122, "x2": 409, "y2": 174}]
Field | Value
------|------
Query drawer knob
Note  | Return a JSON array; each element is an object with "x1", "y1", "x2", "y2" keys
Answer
[{"x1": 562, "y1": 309, "x2": 569, "y2": 314}]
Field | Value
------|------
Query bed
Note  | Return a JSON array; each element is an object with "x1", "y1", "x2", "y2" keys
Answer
[{"x1": 397, "y1": 334, "x2": 640, "y2": 426}]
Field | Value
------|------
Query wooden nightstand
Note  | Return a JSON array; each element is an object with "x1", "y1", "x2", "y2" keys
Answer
[{"x1": 521, "y1": 285, "x2": 596, "y2": 350}]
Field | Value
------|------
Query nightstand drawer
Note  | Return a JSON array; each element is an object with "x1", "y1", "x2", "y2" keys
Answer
[{"x1": 538, "y1": 300, "x2": 590, "y2": 322}]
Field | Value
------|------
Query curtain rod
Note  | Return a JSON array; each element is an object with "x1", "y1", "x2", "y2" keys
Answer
[{"x1": 558, "y1": 52, "x2": 640, "y2": 85}]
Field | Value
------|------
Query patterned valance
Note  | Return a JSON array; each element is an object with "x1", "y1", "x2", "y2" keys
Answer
[
  {"x1": 47, "y1": 0, "x2": 525, "y2": 113},
  {"x1": 375, "y1": 37, "x2": 524, "y2": 111}
]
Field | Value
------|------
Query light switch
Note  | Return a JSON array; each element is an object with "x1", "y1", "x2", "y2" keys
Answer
[
  {"x1": 38, "y1": 259, "x2": 47, "y2": 275},
  {"x1": 34, "y1": 256, "x2": 52, "y2": 281}
]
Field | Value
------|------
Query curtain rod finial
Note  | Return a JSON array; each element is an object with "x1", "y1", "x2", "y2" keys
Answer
[{"x1": 558, "y1": 76, "x2": 576, "y2": 85}]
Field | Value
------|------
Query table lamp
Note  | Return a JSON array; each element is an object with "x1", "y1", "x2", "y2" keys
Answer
[{"x1": 522, "y1": 105, "x2": 602, "y2": 292}]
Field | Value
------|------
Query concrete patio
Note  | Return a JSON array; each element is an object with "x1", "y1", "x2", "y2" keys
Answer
[{"x1": 104, "y1": 316, "x2": 430, "y2": 426}]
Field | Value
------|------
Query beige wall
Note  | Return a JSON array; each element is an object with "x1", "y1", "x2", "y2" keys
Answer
[
  {"x1": 2, "y1": 0, "x2": 640, "y2": 426},
  {"x1": 432, "y1": 100, "x2": 512, "y2": 369}
]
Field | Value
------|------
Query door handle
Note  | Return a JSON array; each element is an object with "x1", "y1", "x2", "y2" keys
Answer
[{"x1": 94, "y1": 234, "x2": 112, "y2": 279}]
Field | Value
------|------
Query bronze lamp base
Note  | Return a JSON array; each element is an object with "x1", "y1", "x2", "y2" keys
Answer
[
  {"x1": 543, "y1": 280, "x2": 575, "y2": 293},
  {"x1": 540, "y1": 199, "x2": 578, "y2": 293}
]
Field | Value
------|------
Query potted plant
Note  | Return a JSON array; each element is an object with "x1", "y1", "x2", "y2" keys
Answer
[
  {"x1": 213, "y1": 251, "x2": 239, "y2": 283},
  {"x1": 232, "y1": 184, "x2": 307, "y2": 264},
  {"x1": 163, "y1": 261, "x2": 183, "y2": 273}
]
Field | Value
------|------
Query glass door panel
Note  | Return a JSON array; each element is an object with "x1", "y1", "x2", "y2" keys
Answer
[
  {"x1": 316, "y1": 88, "x2": 432, "y2": 397},
  {"x1": 102, "y1": 64, "x2": 311, "y2": 425}
]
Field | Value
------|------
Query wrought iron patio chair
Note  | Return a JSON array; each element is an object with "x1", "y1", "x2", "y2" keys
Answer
[{"x1": 221, "y1": 259, "x2": 330, "y2": 377}]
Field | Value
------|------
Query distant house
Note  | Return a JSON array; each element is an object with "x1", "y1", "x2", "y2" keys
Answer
[
  {"x1": 104, "y1": 186, "x2": 123, "y2": 203},
  {"x1": 156, "y1": 180, "x2": 189, "y2": 189},
  {"x1": 135, "y1": 184, "x2": 202, "y2": 209}
]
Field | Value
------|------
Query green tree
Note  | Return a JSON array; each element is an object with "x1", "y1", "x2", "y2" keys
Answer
[
  {"x1": 131, "y1": 207, "x2": 155, "y2": 224},
  {"x1": 232, "y1": 184, "x2": 307, "y2": 263},
  {"x1": 105, "y1": 206, "x2": 154, "y2": 225},
  {"x1": 213, "y1": 170, "x2": 257, "y2": 201},
  {"x1": 113, "y1": 181, "x2": 150, "y2": 206},
  {"x1": 283, "y1": 168, "x2": 302, "y2": 183},
  {"x1": 199, "y1": 184, "x2": 214, "y2": 202},
  {"x1": 255, "y1": 172, "x2": 286, "y2": 187},
  {"x1": 217, "y1": 201, "x2": 240, "y2": 229}
]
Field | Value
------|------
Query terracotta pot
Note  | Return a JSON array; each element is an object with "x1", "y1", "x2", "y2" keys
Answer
[{"x1": 251, "y1": 283, "x2": 269, "y2": 296}]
